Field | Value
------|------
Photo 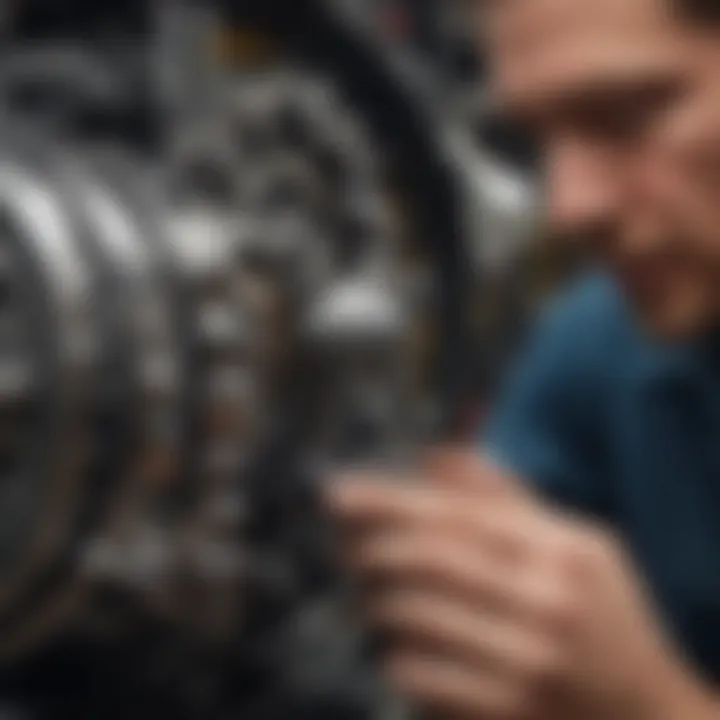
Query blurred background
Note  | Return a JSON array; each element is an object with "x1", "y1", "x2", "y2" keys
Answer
[{"x1": 0, "y1": 1, "x2": 582, "y2": 719}]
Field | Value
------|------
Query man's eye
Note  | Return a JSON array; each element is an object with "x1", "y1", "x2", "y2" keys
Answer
[
  {"x1": 595, "y1": 106, "x2": 651, "y2": 139},
  {"x1": 576, "y1": 82, "x2": 682, "y2": 142},
  {"x1": 579, "y1": 101, "x2": 655, "y2": 141}
]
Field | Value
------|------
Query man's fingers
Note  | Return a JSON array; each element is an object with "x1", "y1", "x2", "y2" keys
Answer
[
  {"x1": 426, "y1": 446, "x2": 531, "y2": 501},
  {"x1": 426, "y1": 446, "x2": 491, "y2": 488},
  {"x1": 351, "y1": 531, "x2": 573, "y2": 629},
  {"x1": 386, "y1": 654, "x2": 530, "y2": 719},
  {"x1": 352, "y1": 531, "x2": 520, "y2": 608},
  {"x1": 329, "y1": 481, "x2": 542, "y2": 553},
  {"x1": 372, "y1": 591, "x2": 563, "y2": 680},
  {"x1": 329, "y1": 480, "x2": 440, "y2": 525}
]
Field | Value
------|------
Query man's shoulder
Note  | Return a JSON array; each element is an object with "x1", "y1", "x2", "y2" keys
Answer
[
  {"x1": 483, "y1": 274, "x2": 635, "y2": 512},
  {"x1": 488, "y1": 273, "x2": 635, "y2": 425}
]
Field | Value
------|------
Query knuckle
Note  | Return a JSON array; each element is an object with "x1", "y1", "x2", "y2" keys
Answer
[
  {"x1": 517, "y1": 643, "x2": 568, "y2": 689},
  {"x1": 529, "y1": 575, "x2": 582, "y2": 632},
  {"x1": 560, "y1": 524, "x2": 620, "y2": 575},
  {"x1": 546, "y1": 589, "x2": 583, "y2": 631}
]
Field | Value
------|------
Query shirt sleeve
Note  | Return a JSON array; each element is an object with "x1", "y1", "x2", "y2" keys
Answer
[{"x1": 481, "y1": 290, "x2": 614, "y2": 520}]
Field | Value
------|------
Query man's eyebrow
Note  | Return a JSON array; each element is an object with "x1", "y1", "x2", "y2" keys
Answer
[{"x1": 489, "y1": 72, "x2": 680, "y2": 116}]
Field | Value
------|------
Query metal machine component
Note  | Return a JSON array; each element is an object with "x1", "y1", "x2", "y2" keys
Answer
[{"x1": 0, "y1": 2, "x2": 475, "y2": 718}]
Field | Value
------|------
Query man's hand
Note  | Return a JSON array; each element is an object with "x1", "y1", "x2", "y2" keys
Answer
[{"x1": 329, "y1": 448, "x2": 717, "y2": 720}]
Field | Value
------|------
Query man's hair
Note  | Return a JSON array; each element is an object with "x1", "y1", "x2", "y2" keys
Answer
[{"x1": 678, "y1": 0, "x2": 720, "y2": 22}]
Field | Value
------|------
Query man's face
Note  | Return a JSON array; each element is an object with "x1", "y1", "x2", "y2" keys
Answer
[{"x1": 484, "y1": 0, "x2": 720, "y2": 339}]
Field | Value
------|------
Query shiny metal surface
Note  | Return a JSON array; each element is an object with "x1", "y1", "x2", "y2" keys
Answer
[
  {"x1": 0, "y1": 13, "x2": 473, "y2": 720},
  {"x1": 0, "y1": 71, "x2": 447, "y2": 655},
  {"x1": 0, "y1": 152, "x2": 98, "y2": 609}
]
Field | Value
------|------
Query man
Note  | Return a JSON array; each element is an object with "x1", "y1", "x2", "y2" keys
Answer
[{"x1": 330, "y1": 0, "x2": 720, "y2": 717}]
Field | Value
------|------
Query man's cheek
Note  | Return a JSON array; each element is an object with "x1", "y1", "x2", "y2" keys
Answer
[
  {"x1": 631, "y1": 143, "x2": 720, "y2": 260},
  {"x1": 678, "y1": 134, "x2": 720, "y2": 217},
  {"x1": 655, "y1": 91, "x2": 720, "y2": 215}
]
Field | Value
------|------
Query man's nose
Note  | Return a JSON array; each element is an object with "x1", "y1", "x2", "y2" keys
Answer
[{"x1": 545, "y1": 139, "x2": 621, "y2": 242}]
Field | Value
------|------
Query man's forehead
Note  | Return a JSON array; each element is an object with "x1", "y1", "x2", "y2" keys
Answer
[
  {"x1": 480, "y1": 0, "x2": 688, "y2": 112},
  {"x1": 481, "y1": 0, "x2": 670, "y2": 30},
  {"x1": 483, "y1": 0, "x2": 679, "y2": 57}
]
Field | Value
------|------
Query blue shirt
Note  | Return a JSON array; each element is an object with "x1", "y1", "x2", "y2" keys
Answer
[{"x1": 483, "y1": 274, "x2": 720, "y2": 682}]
